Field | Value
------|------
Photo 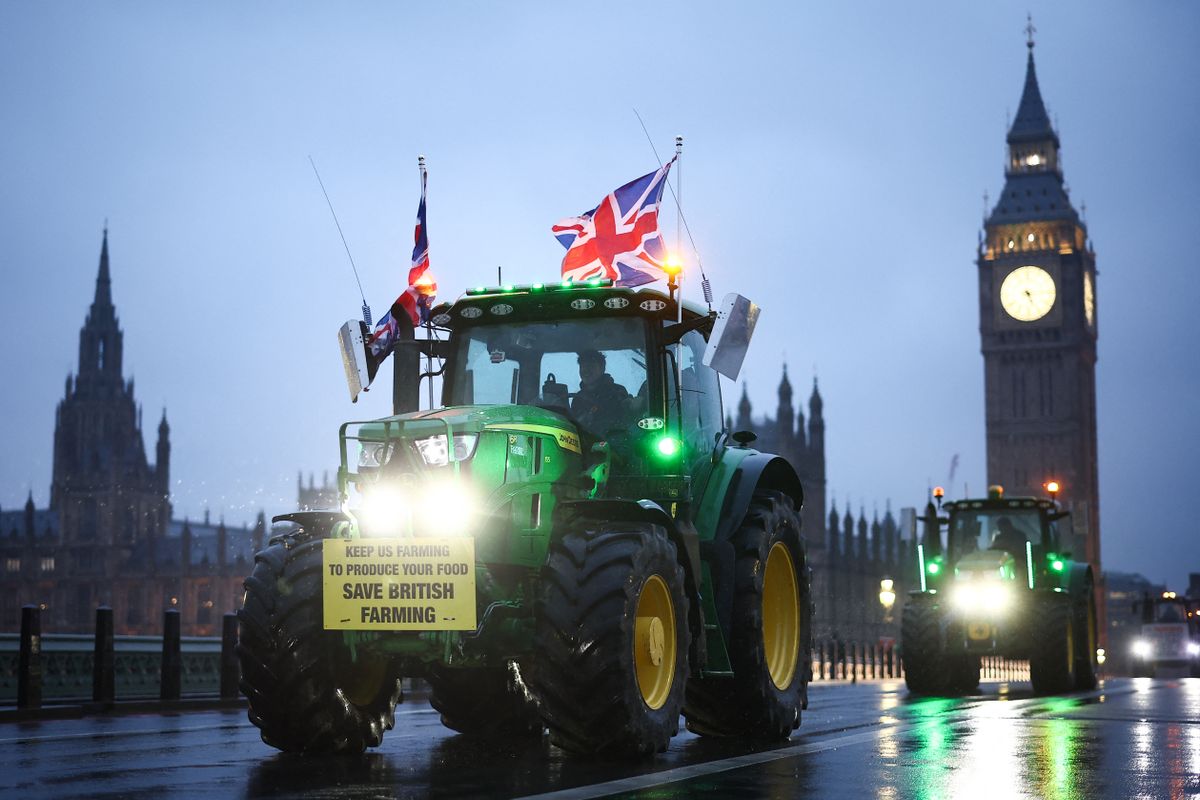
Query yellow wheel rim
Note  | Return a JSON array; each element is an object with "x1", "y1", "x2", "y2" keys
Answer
[
  {"x1": 634, "y1": 574, "x2": 677, "y2": 710},
  {"x1": 763, "y1": 542, "x2": 800, "y2": 690},
  {"x1": 338, "y1": 653, "x2": 389, "y2": 707}
]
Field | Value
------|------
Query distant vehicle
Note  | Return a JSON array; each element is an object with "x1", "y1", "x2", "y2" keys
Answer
[
  {"x1": 901, "y1": 483, "x2": 1099, "y2": 696},
  {"x1": 1130, "y1": 591, "x2": 1200, "y2": 677}
]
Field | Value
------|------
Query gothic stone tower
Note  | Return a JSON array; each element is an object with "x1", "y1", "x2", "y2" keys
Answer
[
  {"x1": 50, "y1": 230, "x2": 172, "y2": 578},
  {"x1": 978, "y1": 36, "x2": 1100, "y2": 568}
]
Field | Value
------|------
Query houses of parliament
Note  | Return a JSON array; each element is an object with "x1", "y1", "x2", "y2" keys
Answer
[{"x1": 0, "y1": 231, "x2": 265, "y2": 636}]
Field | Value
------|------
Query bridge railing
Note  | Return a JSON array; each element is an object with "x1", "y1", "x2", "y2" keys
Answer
[
  {"x1": 807, "y1": 639, "x2": 1029, "y2": 683},
  {"x1": 2, "y1": 605, "x2": 239, "y2": 708}
]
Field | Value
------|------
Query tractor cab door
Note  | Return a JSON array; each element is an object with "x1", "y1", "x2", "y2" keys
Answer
[{"x1": 666, "y1": 329, "x2": 725, "y2": 506}]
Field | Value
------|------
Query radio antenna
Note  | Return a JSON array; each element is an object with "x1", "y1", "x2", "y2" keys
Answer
[
  {"x1": 308, "y1": 155, "x2": 372, "y2": 325},
  {"x1": 633, "y1": 109, "x2": 713, "y2": 310}
]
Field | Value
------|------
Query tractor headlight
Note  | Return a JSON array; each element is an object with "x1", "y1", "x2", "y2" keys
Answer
[
  {"x1": 358, "y1": 440, "x2": 393, "y2": 469},
  {"x1": 951, "y1": 582, "x2": 1011, "y2": 614},
  {"x1": 1187, "y1": 642, "x2": 1200, "y2": 657},
  {"x1": 1132, "y1": 639, "x2": 1153, "y2": 659},
  {"x1": 414, "y1": 434, "x2": 479, "y2": 467},
  {"x1": 424, "y1": 479, "x2": 477, "y2": 534},
  {"x1": 358, "y1": 484, "x2": 408, "y2": 536}
]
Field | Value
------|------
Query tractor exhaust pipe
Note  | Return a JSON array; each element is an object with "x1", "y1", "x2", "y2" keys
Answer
[{"x1": 392, "y1": 314, "x2": 420, "y2": 416}]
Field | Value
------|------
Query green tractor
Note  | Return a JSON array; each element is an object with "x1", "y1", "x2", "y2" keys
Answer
[
  {"x1": 901, "y1": 485, "x2": 1098, "y2": 696},
  {"x1": 237, "y1": 278, "x2": 813, "y2": 756}
]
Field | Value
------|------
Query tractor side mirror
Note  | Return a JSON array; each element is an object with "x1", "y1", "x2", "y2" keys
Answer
[
  {"x1": 703, "y1": 293, "x2": 760, "y2": 381},
  {"x1": 338, "y1": 320, "x2": 371, "y2": 403}
]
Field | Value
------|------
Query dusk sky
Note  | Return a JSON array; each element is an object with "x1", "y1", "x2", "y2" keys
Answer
[{"x1": 1, "y1": 2, "x2": 1197, "y2": 588}]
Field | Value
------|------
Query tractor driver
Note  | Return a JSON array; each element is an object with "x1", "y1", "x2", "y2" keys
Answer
[
  {"x1": 572, "y1": 350, "x2": 632, "y2": 437},
  {"x1": 989, "y1": 517, "x2": 1027, "y2": 563}
]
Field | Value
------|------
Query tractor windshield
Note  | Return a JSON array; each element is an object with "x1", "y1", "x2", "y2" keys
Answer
[
  {"x1": 950, "y1": 508, "x2": 1043, "y2": 560},
  {"x1": 1154, "y1": 600, "x2": 1187, "y2": 624},
  {"x1": 446, "y1": 317, "x2": 651, "y2": 438}
]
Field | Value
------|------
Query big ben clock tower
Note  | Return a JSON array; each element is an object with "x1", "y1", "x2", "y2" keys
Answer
[{"x1": 979, "y1": 27, "x2": 1100, "y2": 570}]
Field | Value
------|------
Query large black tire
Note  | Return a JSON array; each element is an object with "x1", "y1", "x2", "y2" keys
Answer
[
  {"x1": 1030, "y1": 598, "x2": 1077, "y2": 695},
  {"x1": 902, "y1": 600, "x2": 949, "y2": 694},
  {"x1": 237, "y1": 531, "x2": 402, "y2": 753},
  {"x1": 949, "y1": 654, "x2": 981, "y2": 694},
  {"x1": 527, "y1": 524, "x2": 690, "y2": 756},
  {"x1": 1073, "y1": 584, "x2": 1099, "y2": 690},
  {"x1": 684, "y1": 492, "x2": 811, "y2": 739},
  {"x1": 428, "y1": 663, "x2": 543, "y2": 738}
]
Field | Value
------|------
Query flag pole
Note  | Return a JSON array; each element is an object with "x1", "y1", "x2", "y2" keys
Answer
[
  {"x1": 419, "y1": 154, "x2": 434, "y2": 411},
  {"x1": 675, "y1": 135, "x2": 683, "y2": 325},
  {"x1": 673, "y1": 136, "x2": 684, "y2": 417}
]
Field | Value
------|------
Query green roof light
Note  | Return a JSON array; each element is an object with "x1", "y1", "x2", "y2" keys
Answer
[
  {"x1": 531, "y1": 282, "x2": 544, "y2": 290},
  {"x1": 561, "y1": 279, "x2": 573, "y2": 288},
  {"x1": 655, "y1": 436, "x2": 681, "y2": 459},
  {"x1": 502, "y1": 284, "x2": 515, "y2": 292}
]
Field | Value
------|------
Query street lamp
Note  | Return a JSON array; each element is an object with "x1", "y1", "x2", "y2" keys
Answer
[{"x1": 879, "y1": 578, "x2": 896, "y2": 621}]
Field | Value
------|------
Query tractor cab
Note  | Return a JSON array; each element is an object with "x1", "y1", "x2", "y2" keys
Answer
[{"x1": 337, "y1": 280, "x2": 755, "y2": 553}]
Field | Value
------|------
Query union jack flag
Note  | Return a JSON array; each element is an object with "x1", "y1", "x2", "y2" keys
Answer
[
  {"x1": 369, "y1": 168, "x2": 437, "y2": 361},
  {"x1": 553, "y1": 157, "x2": 676, "y2": 287}
]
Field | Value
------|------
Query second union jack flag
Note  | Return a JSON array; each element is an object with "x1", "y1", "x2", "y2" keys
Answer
[
  {"x1": 369, "y1": 168, "x2": 437, "y2": 362},
  {"x1": 553, "y1": 157, "x2": 676, "y2": 287}
]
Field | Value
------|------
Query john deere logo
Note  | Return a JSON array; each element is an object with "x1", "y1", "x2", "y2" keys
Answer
[{"x1": 557, "y1": 431, "x2": 581, "y2": 453}]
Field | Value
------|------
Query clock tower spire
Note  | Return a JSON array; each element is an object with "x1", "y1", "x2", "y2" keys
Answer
[{"x1": 978, "y1": 28, "x2": 1101, "y2": 571}]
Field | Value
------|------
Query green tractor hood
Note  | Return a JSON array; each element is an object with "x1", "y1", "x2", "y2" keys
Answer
[{"x1": 955, "y1": 549, "x2": 1019, "y2": 582}]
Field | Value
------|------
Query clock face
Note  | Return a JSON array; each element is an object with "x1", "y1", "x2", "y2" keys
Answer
[
  {"x1": 1000, "y1": 265, "x2": 1056, "y2": 322},
  {"x1": 1084, "y1": 271, "x2": 1095, "y2": 327}
]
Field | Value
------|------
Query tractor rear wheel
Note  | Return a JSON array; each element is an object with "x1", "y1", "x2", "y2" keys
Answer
[
  {"x1": 901, "y1": 600, "x2": 948, "y2": 695},
  {"x1": 1073, "y1": 585, "x2": 1099, "y2": 690},
  {"x1": 684, "y1": 492, "x2": 811, "y2": 739},
  {"x1": 529, "y1": 524, "x2": 690, "y2": 756},
  {"x1": 238, "y1": 531, "x2": 402, "y2": 753},
  {"x1": 428, "y1": 663, "x2": 543, "y2": 738},
  {"x1": 1030, "y1": 599, "x2": 1077, "y2": 695}
]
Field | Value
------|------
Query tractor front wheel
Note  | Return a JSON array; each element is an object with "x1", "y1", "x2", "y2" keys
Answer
[
  {"x1": 529, "y1": 524, "x2": 690, "y2": 756},
  {"x1": 901, "y1": 600, "x2": 948, "y2": 695},
  {"x1": 684, "y1": 491, "x2": 811, "y2": 739},
  {"x1": 238, "y1": 531, "x2": 402, "y2": 754},
  {"x1": 1030, "y1": 599, "x2": 1077, "y2": 695},
  {"x1": 428, "y1": 663, "x2": 543, "y2": 738}
]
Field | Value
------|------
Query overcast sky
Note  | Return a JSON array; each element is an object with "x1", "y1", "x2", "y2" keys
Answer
[{"x1": 1, "y1": 2, "x2": 1197, "y2": 588}]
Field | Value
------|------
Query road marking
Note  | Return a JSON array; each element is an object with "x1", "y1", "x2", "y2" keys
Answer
[{"x1": 517, "y1": 684, "x2": 1129, "y2": 800}]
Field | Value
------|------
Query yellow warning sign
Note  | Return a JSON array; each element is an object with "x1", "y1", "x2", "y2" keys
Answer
[{"x1": 322, "y1": 538, "x2": 476, "y2": 631}]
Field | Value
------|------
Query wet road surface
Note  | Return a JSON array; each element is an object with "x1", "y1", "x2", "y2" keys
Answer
[{"x1": 1, "y1": 678, "x2": 1196, "y2": 798}]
